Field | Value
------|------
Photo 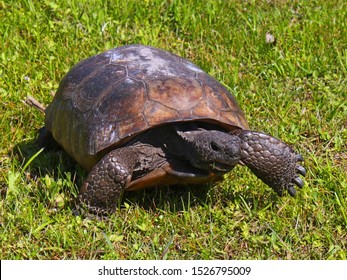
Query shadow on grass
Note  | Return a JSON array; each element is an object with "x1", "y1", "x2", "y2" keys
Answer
[{"x1": 10, "y1": 136, "x2": 80, "y2": 207}]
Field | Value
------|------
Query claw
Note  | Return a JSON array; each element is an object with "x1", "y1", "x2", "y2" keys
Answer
[
  {"x1": 293, "y1": 177, "x2": 304, "y2": 188},
  {"x1": 288, "y1": 185, "x2": 297, "y2": 196},
  {"x1": 296, "y1": 165, "x2": 306, "y2": 176},
  {"x1": 296, "y1": 154, "x2": 304, "y2": 162}
]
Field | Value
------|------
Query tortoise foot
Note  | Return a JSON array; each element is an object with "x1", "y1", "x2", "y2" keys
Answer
[
  {"x1": 238, "y1": 130, "x2": 306, "y2": 196},
  {"x1": 78, "y1": 150, "x2": 132, "y2": 215}
]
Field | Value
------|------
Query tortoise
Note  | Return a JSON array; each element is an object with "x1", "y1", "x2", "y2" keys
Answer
[{"x1": 41, "y1": 44, "x2": 306, "y2": 214}]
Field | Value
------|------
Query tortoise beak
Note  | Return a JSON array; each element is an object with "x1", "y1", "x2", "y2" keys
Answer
[{"x1": 208, "y1": 161, "x2": 237, "y2": 174}]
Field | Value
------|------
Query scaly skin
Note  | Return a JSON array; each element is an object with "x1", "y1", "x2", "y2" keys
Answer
[
  {"x1": 238, "y1": 130, "x2": 306, "y2": 196},
  {"x1": 77, "y1": 143, "x2": 166, "y2": 215},
  {"x1": 78, "y1": 148, "x2": 136, "y2": 215}
]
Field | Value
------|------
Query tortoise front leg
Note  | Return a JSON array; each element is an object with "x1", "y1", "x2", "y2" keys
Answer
[
  {"x1": 238, "y1": 131, "x2": 306, "y2": 196},
  {"x1": 78, "y1": 148, "x2": 137, "y2": 215}
]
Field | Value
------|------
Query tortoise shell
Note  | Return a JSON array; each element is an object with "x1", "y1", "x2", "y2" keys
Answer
[{"x1": 45, "y1": 44, "x2": 249, "y2": 171}]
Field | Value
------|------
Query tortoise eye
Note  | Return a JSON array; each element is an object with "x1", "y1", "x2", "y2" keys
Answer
[{"x1": 211, "y1": 142, "x2": 220, "y2": 152}]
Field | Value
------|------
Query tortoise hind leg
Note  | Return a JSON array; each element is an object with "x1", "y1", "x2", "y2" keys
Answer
[
  {"x1": 78, "y1": 148, "x2": 136, "y2": 215},
  {"x1": 237, "y1": 130, "x2": 306, "y2": 196},
  {"x1": 37, "y1": 127, "x2": 60, "y2": 150}
]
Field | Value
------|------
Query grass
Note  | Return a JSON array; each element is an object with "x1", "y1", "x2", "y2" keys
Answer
[{"x1": 0, "y1": 0, "x2": 346, "y2": 259}]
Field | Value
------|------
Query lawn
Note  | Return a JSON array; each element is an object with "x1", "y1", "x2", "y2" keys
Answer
[{"x1": 0, "y1": 0, "x2": 346, "y2": 259}]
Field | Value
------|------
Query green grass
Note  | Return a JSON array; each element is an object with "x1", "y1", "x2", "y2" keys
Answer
[{"x1": 1, "y1": 0, "x2": 346, "y2": 259}]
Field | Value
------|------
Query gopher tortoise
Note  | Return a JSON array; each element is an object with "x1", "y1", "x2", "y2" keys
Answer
[{"x1": 41, "y1": 44, "x2": 306, "y2": 214}]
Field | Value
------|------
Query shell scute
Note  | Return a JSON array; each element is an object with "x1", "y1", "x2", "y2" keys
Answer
[
  {"x1": 147, "y1": 77, "x2": 202, "y2": 112},
  {"x1": 94, "y1": 77, "x2": 146, "y2": 122}
]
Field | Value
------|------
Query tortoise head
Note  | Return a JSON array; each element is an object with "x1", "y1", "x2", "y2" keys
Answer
[{"x1": 176, "y1": 128, "x2": 241, "y2": 174}]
